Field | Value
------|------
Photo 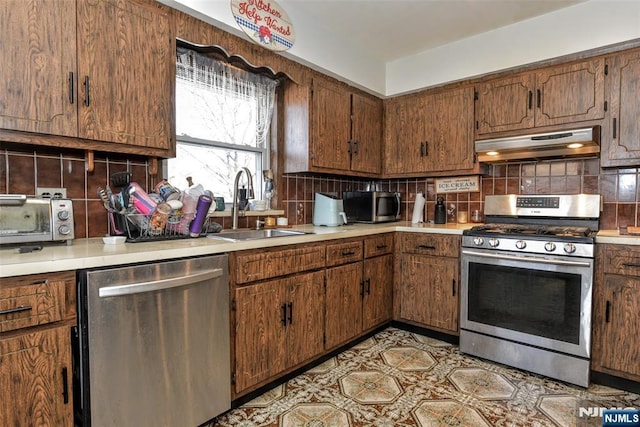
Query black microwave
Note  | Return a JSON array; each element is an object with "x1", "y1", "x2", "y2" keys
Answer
[{"x1": 343, "y1": 191, "x2": 401, "y2": 223}]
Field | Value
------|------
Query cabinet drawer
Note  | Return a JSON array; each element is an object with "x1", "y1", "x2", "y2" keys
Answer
[
  {"x1": 602, "y1": 245, "x2": 640, "y2": 276},
  {"x1": 364, "y1": 234, "x2": 393, "y2": 258},
  {"x1": 0, "y1": 274, "x2": 69, "y2": 333},
  {"x1": 326, "y1": 240, "x2": 364, "y2": 267},
  {"x1": 234, "y1": 244, "x2": 326, "y2": 284},
  {"x1": 402, "y1": 233, "x2": 460, "y2": 257}
]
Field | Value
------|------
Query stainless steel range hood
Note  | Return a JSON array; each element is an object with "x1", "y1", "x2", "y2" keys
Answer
[{"x1": 475, "y1": 126, "x2": 600, "y2": 162}]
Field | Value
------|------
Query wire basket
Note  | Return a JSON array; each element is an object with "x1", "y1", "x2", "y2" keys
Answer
[{"x1": 112, "y1": 212, "x2": 209, "y2": 243}]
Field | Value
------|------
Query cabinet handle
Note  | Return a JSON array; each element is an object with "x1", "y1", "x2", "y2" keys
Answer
[
  {"x1": 452, "y1": 279, "x2": 456, "y2": 297},
  {"x1": 613, "y1": 118, "x2": 617, "y2": 139},
  {"x1": 68, "y1": 71, "x2": 74, "y2": 104},
  {"x1": 360, "y1": 280, "x2": 365, "y2": 297},
  {"x1": 281, "y1": 303, "x2": 287, "y2": 326},
  {"x1": 417, "y1": 245, "x2": 436, "y2": 250},
  {"x1": 287, "y1": 302, "x2": 293, "y2": 325},
  {"x1": 366, "y1": 278, "x2": 371, "y2": 295},
  {"x1": 424, "y1": 142, "x2": 429, "y2": 157},
  {"x1": 62, "y1": 367, "x2": 69, "y2": 404},
  {"x1": 420, "y1": 143, "x2": 425, "y2": 157},
  {"x1": 621, "y1": 262, "x2": 640, "y2": 268},
  {"x1": 605, "y1": 300, "x2": 611, "y2": 323},
  {"x1": 0, "y1": 305, "x2": 32, "y2": 316},
  {"x1": 528, "y1": 90, "x2": 532, "y2": 110},
  {"x1": 376, "y1": 244, "x2": 388, "y2": 250},
  {"x1": 341, "y1": 250, "x2": 356, "y2": 256},
  {"x1": 536, "y1": 89, "x2": 541, "y2": 108},
  {"x1": 83, "y1": 76, "x2": 90, "y2": 106}
]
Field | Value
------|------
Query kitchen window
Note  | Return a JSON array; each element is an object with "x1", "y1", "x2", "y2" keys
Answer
[{"x1": 167, "y1": 47, "x2": 277, "y2": 201}]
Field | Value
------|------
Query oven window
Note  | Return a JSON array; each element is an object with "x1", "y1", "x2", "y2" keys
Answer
[{"x1": 467, "y1": 263, "x2": 581, "y2": 344}]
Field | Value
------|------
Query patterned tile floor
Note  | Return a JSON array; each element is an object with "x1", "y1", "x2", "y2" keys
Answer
[{"x1": 213, "y1": 328, "x2": 639, "y2": 426}]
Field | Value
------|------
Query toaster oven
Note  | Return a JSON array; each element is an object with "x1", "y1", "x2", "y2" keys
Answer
[{"x1": 0, "y1": 195, "x2": 75, "y2": 245}]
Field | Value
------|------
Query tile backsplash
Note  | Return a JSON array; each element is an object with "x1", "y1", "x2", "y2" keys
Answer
[{"x1": 1, "y1": 144, "x2": 636, "y2": 238}]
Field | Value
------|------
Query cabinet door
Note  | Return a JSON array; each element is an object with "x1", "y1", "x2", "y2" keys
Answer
[
  {"x1": 400, "y1": 254, "x2": 459, "y2": 333},
  {"x1": 286, "y1": 271, "x2": 325, "y2": 367},
  {"x1": 363, "y1": 254, "x2": 393, "y2": 331},
  {"x1": 351, "y1": 93, "x2": 382, "y2": 174},
  {"x1": 429, "y1": 87, "x2": 475, "y2": 172},
  {"x1": 384, "y1": 95, "x2": 426, "y2": 175},
  {"x1": 0, "y1": 325, "x2": 73, "y2": 427},
  {"x1": 234, "y1": 281, "x2": 286, "y2": 393},
  {"x1": 601, "y1": 50, "x2": 640, "y2": 167},
  {"x1": 593, "y1": 274, "x2": 640, "y2": 379},
  {"x1": 475, "y1": 73, "x2": 535, "y2": 135},
  {"x1": 310, "y1": 78, "x2": 351, "y2": 170},
  {"x1": 325, "y1": 262, "x2": 363, "y2": 349},
  {"x1": 77, "y1": 0, "x2": 172, "y2": 149},
  {"x1": 0, "y1": 1, "x2": 77, "y2": 136},
  {"x1": 535, "y1": 58, "x2": 604, "y2": 127}
]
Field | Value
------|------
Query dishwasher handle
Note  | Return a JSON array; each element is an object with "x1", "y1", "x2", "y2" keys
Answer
[{"x1": 99, "y1": 268, "x2": 224, "y2": 297}]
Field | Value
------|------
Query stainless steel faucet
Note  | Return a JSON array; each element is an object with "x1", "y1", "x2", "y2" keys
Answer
[{"x1": 232, "y1": 167, "x2": 254, "y2": 229}]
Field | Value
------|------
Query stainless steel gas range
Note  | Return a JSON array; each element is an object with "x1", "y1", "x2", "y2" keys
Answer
[{"x1": 460, "y1": 194, "x2": 601, "y2": 387}]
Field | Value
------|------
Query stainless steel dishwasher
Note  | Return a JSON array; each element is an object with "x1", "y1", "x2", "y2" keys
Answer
[{"x1": 75, "y1": 255, "x2": 230, "y2": 427}]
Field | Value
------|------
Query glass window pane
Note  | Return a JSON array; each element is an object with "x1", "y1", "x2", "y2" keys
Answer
[{"x1": 167, "y1": 142, "x2": 261, "y2": 202}]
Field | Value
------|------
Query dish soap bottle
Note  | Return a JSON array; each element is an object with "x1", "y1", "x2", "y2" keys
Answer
[{"x1": 434, "y1": 197, "x2": 446, "y2": 224}]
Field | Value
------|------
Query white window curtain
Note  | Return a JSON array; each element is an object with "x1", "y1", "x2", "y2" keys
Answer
[{"x1": 175, "y1": 47, "x2": 277, "y2": 149}]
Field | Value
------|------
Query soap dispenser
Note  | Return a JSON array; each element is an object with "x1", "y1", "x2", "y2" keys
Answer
[{"x1": 434, "y1": 197, "x2": 446, "y2": 224}]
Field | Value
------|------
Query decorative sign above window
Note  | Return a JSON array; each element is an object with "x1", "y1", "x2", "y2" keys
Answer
[
  {"x1": 435, "y1": 176, "x2": 480, "y2": 193},
  {"x1": 230, "y1": 0, "x2": 295, "y2": 52}
]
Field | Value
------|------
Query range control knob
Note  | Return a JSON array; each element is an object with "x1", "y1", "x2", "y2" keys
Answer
[
  {"x1": 515, "y1": 240, "x2": 526, "y2": 250},
  {"x1": 473, "y1": 237, "x2": 484, "y2": 246},
  {"x1": 544, "y1": 242, "x2": 557, "y2": 252},
  {"x1": 57, "y1": 210, "x2": 70, "y2": 221},
  {"x1": 58, "y1": 225, "x2": 71, "y2": 235},
  {"x1": 564, "y1": 243, "x2": 577, "y2": 254},
  {"x1": 488, "y1": 238, "x2": 500, "y2": 248}
]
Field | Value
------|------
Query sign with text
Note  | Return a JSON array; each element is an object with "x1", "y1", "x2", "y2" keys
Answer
[
  {"x1": 231, "y1": 0, "x2": 295, "y2": 52},
  {"x1": 435, "y1": 176, "x2": 480, "y2": 193}
]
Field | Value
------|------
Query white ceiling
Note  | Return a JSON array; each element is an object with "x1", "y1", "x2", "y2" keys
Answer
[{"x1": 282, "y1": 0, "x2": 586, "y2": 62}]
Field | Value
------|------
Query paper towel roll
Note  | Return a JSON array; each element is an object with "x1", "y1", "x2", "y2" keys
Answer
[{"x1": 412, "y1": 192, "x2": 425, "y2": 224}]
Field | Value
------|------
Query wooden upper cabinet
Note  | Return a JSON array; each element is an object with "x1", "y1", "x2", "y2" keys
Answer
[
  {"x1": 383, "y1": 94, "x2": 425, "y2": 175},
  {"x1": 384, "y1": 87, "x2": 475, "y2": 176},
  {"x1": 351, "y1": 93, "x2": 382, "y2": 174},
  {"x1": 475, "y1": 73, "x2": 535, "y2": 134},
  {"x1": 0, "y1": 1, "x2": 78, "y2": 136},
  {"x1": 284, "y1": 77, "x2": 383, "y2": 176},
  {"x1": 475, "y1": 58, "x2": 605, "y2": 136},
  {"x1": 310, "y1": 78, "x2": 352, "y2": 171},
  {"x1": 428, "y1": 87, "x2": 475, "y2": 172},
  {"x1": 601, "y1": 49, "x2": 640, "y2": 167},
  {"x1": 77, "y1": 0, "x2": 173, "y2": 149}
]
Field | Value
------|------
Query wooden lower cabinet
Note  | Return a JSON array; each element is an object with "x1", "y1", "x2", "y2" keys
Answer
[
  {"x1": 1, "y1": 325, "x2": 73, "y2": 427},
  {"x1": 325, "y1": 234, "x2": 394, "y2": 350},
  {"x1": 0, "y1": 271, "x2": 76, "y2": 427},
  {"x1": 592, "y1": 244, "x2": 640, "y2": 382},
  {"x1": 325, "y1": 262, "x2": 363, "y2": 349},
  {"x1": 233, "y1": 270, "x2": 325, "y2": 394},
  {"x1": 398, "y1": 233, "x2": 460, "y2": 335}
]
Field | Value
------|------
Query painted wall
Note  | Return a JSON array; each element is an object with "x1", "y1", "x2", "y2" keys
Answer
[{"x1": 164, "y1": 0, "x2": 640, "y2": 96}]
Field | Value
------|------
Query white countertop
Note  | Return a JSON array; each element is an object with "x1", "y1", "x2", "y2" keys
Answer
[
  {"x1": 595, "y1": 229, "x2": 640, "y2": 245},
  {"x1": 0, "y1": 222, "x2": 472, "y2": 278}
]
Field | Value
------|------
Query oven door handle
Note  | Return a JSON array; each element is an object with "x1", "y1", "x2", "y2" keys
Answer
[{"x1": 461, "y1": 250, "x2": 592, "y2": 267}]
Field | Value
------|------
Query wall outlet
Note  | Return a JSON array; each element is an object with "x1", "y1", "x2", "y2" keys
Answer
[{"x1": 37, "y1": 187, "x2": 67, "y2": 198}]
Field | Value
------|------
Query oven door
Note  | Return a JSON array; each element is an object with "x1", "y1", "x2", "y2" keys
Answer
[{"x1": 460, "y1": 248, "x2": 593, "y2": 358}]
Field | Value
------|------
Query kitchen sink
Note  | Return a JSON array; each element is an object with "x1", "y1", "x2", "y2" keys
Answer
[{"x1": 207, "y1": 229, "x2": 311, "y2": 242}]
